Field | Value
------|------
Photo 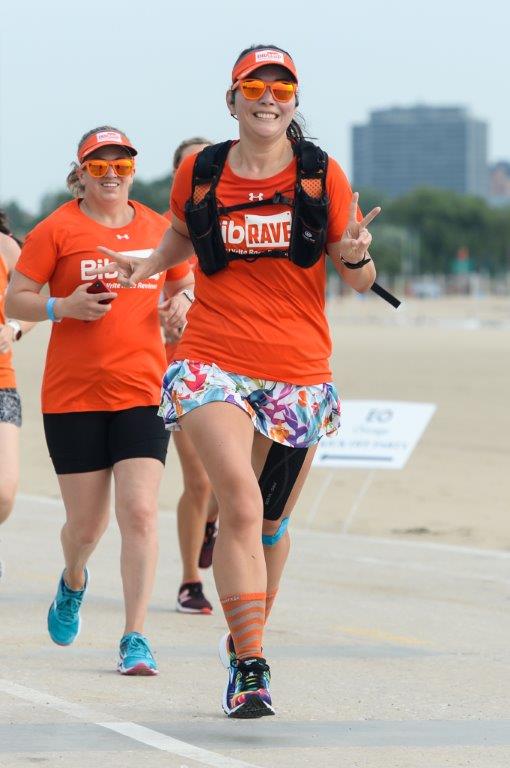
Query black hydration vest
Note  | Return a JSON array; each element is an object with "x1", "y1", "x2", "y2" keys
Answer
[
  {"x1": 184, "y1": 139, "x2": 328, "y2": 275},
  {"x1": 184, "y1": 139, "x2": 401, "y2": 308}
]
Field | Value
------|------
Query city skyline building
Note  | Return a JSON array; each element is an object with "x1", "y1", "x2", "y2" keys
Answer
[
  {"x1": 352, "y1": 105, "x2": 488, "y2": 199},
  {"x1": 488, "y1": 161, "x2": 510, "y2": 206}
]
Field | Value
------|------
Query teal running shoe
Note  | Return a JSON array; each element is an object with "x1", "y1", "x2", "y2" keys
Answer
[
  {"x1": 117, "y1": 632, "x2": 158, "y2": 676},
  {"x1": 47, "y1": 568, "x2": 89, "y2": 646}
]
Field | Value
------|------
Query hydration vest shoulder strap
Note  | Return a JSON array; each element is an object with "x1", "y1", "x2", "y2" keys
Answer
[
  {"x1": 191, "y1": 141, "x2": 232, "y2": 204},
  {"x1": 294, "y1": 139, "x2": 328, "y2": 200},
  {"x1": 296, "y1": 140, "x2": 328, "y2": 177}
]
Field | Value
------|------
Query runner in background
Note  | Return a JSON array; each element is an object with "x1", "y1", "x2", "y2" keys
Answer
[
  {"x1": 5, "y1": 127, "x2": 193, "y2": 672},
  {"x1": 96, "y1": 45, "x2": 380, "y2": 718},
  {"x1": 160, "y1": 138, "x2": 219, "y2": 615},
  {"x1": 0, "y1": 211, "x2": 35, "y2": 579}
]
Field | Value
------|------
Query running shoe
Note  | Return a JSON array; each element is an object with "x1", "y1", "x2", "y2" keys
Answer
[
  {"x1": 176, "y1": 581, "x2": 213, "y2": 614},
  {"x1": 47, "y1": 568, "x2": 89, "y2": 646},
  {"x1": 198, "y1": 520, "x2": 218, "y2": 569},
  {"x1": 117, "y1": 632, "x2": 158, "y2": 676},
  {"x1": 219, "y1": 632, "x2": 237, "y2": 711},
  {"x1": 218, "y1": 632, "x2": 235, "y2": 669},
  {"x1": 223, "y1": 655, "x2": 275, "y2": 719}
]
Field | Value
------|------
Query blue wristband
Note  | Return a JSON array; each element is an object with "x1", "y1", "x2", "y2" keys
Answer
[{"x1": 46, "y1": 297, "x2": 61, "y2": 323}]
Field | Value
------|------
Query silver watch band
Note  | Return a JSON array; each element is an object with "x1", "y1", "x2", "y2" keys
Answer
[{"x1": 7, "y1": 319, "x2": 22, "y2": 341}]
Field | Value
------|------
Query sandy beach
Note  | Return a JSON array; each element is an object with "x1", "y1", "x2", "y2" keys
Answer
[{"x1": 11, "y1": 294, "x2": 510, "y2": 551}]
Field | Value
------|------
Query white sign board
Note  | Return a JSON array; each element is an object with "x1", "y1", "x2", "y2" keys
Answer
[{"x1": 313, "y1": 400, "x2": 436, "y2": 470}]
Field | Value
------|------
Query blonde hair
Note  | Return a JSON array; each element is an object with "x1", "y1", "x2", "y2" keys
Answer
[{"x1": 66, "y1": 125, "x2": 131, "y2": 198}]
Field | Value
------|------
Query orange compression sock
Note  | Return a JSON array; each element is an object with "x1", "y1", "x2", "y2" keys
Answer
[
  {"x1": 220, "y1": 592, "x2": 265, "y2": 660},
  {"x1": 264, "y1": 588, "x2": 278, "y2": 623}
]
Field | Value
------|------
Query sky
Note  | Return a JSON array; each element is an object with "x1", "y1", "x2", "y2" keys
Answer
[{"x1": 0, "y1": 0, "x2": 507, "y2": 213}]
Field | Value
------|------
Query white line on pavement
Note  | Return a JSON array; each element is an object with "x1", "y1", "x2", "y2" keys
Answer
[
  {"x1": 0, "y1": 679, "x2": 105, "y2": 721},
  {"x1": 101, "y1": 722, "x2": 261, "y2": 768},
  {"x1": 0, "y1": 679, "x2": 262, "y2": 768}
]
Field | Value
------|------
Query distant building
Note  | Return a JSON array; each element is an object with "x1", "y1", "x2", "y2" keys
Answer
[
  {"x1": 352, "y1": 106, "x2": 488, "y2": 198},
  {"x1": 488, "y1": 161, "x2": 510, "y2": 205}
]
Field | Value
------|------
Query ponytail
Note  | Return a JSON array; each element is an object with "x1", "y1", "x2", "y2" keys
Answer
[{"x1": 66, "y1": 162, "x2": 84, "y2": 198}]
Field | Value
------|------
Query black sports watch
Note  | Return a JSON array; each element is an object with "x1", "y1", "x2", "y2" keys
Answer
[{"x1": 340, "y1": 255, "x2": 373, "y2": 270}]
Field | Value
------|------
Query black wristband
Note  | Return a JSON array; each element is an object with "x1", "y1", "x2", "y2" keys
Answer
[{"x1": 340, "y1": 255, "x2": 372, "y2": 270}]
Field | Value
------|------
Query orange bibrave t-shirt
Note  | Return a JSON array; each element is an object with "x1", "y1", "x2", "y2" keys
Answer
[
  {"x1": 170, "y1": 147, "x2": 355, "y2": 385},
  {"x1": 0, "y1": 255, "x2": 16, "y2": 389},
  {"x1": 16, "y1": 200, "x2": 189, "y2": 413}
]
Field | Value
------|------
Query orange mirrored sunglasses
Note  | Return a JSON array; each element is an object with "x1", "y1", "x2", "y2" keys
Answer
[
  {"x1": 81, "y1": 158, "x2": 135, "y2": 178},
  {"x1": 233, "y1": 78, "x2": 298, "y2": 103}
]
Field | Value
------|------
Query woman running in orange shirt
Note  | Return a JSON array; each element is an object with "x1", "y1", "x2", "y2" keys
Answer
[
  {"x1": 6, "y1": 127, "x2": 193, "y2": 673},
  {"x1": 0, "y1": 211, "x2": 34, "y2": 577},
  {"x1": 160, "y1": 137, "x2": 219, "y2": 614},
  {"x1": 99, "y1": 46, "x2": 381, "y2": 717}
]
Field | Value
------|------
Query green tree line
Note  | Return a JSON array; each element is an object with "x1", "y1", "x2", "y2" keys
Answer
[{"x1": 2, "y1": 181, "x2": 510, "y2": 276}]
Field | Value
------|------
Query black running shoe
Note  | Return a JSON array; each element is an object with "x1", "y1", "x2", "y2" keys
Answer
[
  {"x1": 198, "y1": 520, "x2": 218, "y2": 569},
  {"x1": 176, "y1": 581, "x2": 213, "y2": 614},
  {"x1": 225, "y1": 656, "x2": 275, "y2": 719}
]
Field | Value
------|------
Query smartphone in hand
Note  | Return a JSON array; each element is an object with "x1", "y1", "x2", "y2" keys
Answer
[{"x1": 86, "y1": 280, "x2": 115, "y2": 305}]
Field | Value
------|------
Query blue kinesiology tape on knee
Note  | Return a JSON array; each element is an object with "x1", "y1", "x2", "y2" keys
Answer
[
  {"x1": 259, "y1": 442, "x2": 308, "y2": 520},
  {"x1": 262, "y1": 517, "x2": 290, "y2": 547}
]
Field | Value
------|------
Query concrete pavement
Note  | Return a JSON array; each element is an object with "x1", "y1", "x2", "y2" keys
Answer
[{"x1": 0, "y1": 494, "x2": 509, "y2": 767}]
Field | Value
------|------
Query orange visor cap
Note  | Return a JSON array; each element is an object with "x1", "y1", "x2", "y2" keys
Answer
[
  {"x1": 231, "y1": 49, "x2": 298, "y2": 84},
  {"x1": 78, "y1": 130, "x2": 138, "y2": 162}
]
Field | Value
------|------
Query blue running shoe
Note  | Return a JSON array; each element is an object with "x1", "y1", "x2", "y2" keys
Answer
[
  {"x1": 117, "y1": 632, "x2": 158, "y2": 676},
  {"x1": 47, "y1": 568, "x2": 89, "y2": 646}
]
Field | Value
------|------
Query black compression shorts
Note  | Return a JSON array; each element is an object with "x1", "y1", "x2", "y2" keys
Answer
[{"x1": 43, "y1": 406, "x2": 169, "y2": 475}]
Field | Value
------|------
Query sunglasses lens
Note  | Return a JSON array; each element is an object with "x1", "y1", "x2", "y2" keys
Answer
[
  {"x1": 271, "y1": 82, "x2": 295, "y2": 102},
  {"x1": 113, "y1": 159, "x2": 134, "y2": 176},
  {"x1": 240, "y1": 79, "x2": 266, "y2": 100},
  {"x1": 87, "y1": 160, "x2": 108, "y2": 177}
]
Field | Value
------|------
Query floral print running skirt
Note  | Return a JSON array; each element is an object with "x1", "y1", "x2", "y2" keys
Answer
[{"x1": 159, "y1": 360, "x2": 340, "y2": 448}]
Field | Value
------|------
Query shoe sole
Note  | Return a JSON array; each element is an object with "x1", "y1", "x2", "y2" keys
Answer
[
  {"x1": 227, "y1": 695, "x2": 275, "y2": 719},
  {"x1": 176, "y1": 603, "x2": 212, "y2": 615},
  {"x1": 118, "y1": 663, "x2": 159, "y2": 676},
  {"x1": 219, "y1": 634, "x2": 236, "y2": 714}
]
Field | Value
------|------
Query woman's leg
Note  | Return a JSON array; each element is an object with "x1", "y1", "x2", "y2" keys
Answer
[
  {"x1": 251, "y1": 434, "x2": 318, "y2": 622},
  {"x1": 173, "y1": 429, "x2": 212, "y2": 584},
  {"x1": 0, "y1": 422, "x2": 19, "y2": 525},
  {"x1": 58, "y1": 470, "x2": 112, "y2": 589},
  {"x1": 206, "y1": 493, "x2": 219, "y2": 524},
  {"x1": 180, "y1": 402, "x2": 263, "y2": 598},
  {"x1": 47, "y1": 470, "x2": 112, "y2": 647},
  {"x1": 181, "y1": 403, "x2": 271, "y2": 666},
  {"x1": 113, "y1": 457, "x2": 164, "y2": 635}
]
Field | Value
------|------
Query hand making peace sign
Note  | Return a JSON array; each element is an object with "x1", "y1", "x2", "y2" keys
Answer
[{"x1": 339, "y1": 192, "x2": 381, "y2": 265}]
